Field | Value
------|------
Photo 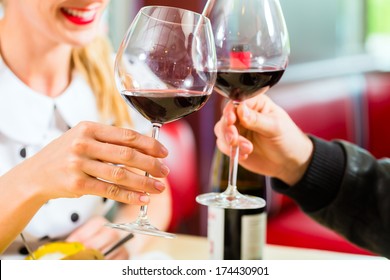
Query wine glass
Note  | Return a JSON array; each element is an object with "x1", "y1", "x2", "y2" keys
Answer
[
  {"x1": 196, "y1": 0, "x2": 290, "y2": 209},
  {"x1": 106, "y1": 6, "x2": 216, "y2": 238}
]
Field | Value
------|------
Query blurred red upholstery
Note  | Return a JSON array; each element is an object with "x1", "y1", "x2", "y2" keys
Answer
[
  {"x1": 271, "y1": 77, "x2": 360, "y2": 143},
  {"x1": 267, "y1": 206, "x2": 373, "y2": 255},
  {"x1": 364, "y1": 73, "x2": 390, "y2": 158},
  {"x1": 159, "y1": 120, "x2": 199, "y2": 232}
]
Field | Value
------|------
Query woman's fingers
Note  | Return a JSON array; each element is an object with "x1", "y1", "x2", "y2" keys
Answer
[
  {"x1": 72, "y1": 176, "x2": 151, "y2": 205},
  {"x1": 66, "y1": 217, "x2": 130, "y2": 260},
  {"x1": 65, "y1": 121, "x2": 169, "y2": 196},
  {"x1": 81, "y1": 160, "x2": 166, "y2": 194},
  {"x1": 81, "y1": 122, "x2": 168, "y2": 158},
  {"x1": 69, "y1": 122, "x2": 170, "y2": 178},
  {"x1": 74, "y1": 139, "x2": 170, "y2": 178}
]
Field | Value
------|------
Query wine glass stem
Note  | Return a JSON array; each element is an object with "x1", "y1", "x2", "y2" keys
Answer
[
  {"x1": 225, "y1": 102, "x2": 240, "y2": 196},
  {"x1": 138, "y1": 123, "x2": 162, "y2": 222}
]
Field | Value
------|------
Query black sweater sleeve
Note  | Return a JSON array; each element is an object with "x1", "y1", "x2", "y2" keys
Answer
[
  {"x1": 271, "y1": 136, "x2": 390, "y2": 258},
  {"x1": 271, "y1": 136, "x2": 345, "y2": 212}
]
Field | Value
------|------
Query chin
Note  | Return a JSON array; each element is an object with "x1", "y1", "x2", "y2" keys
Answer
[{"x1": 67, "y1": 33, "x2": 100, "y2": 47}]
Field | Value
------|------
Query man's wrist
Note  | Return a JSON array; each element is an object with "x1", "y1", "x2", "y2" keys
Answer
[{"x1": 280, "y1": 133, "x2": 314, "y2": 186}]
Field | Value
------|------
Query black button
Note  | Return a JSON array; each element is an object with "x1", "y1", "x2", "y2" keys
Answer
[
  {"x1": 102, "y1": 197, "x2": 108, "y2": 203},
  {"x1": 19, "y1": 246, "x2": 29, "y2": 255},
  {"x1": 20, "y1": 147, "x2": 27, "y2": 158},
  {"x1": 70, "y1": 213, "x2": 79, "y2": 223}
]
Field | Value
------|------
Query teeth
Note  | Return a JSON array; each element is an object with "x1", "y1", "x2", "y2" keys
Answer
[{"x1": 63, "y1": 8, "x2": 96, "y2": 20}]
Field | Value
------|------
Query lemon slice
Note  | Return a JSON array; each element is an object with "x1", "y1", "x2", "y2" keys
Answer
[
  {"x1": 62, "y1": 248, "x2": 104, "y2": 260},
  {"x1": 26, "y1": 242, "x2": 86, "y2": 260}
]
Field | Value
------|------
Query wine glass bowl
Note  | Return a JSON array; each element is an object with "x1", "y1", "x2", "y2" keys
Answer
[
  {"x1": 115, "y1": 6, "x2": 216, "y2": 125},
  {"x1": 196, "y1": 0, "x2": 290, "y2": 209},
  {"x1": 107, "y1": 5, "x2": 217, "y2": 238}
]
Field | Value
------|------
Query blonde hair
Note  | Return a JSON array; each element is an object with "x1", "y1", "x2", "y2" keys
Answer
[{"x1": 71, "y1": 36, "x2": 132, "y2": 127}]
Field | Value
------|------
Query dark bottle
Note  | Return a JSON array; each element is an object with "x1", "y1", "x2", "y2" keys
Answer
[{"x1": 207, "y1": 149, "x2": 267, "y2": 260}]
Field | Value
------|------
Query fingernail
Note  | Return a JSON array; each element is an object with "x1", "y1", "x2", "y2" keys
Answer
[
  {"x1": 154, "y1": 181, "x2": 166, "y2": 192},
  {"x1": 160, "y1": 146, "x2": 169, "y2": 156},
  {"x1": 225, "y1": 132, "x2": 233, "y2": 144},
  {"x1": 140, "y1": 195, "x2": 150, "y2": 203},
  {"x1": 160, "y1": 164, "x2": 170, "y2": 176},
  {"x1": 240, "y1": 141, "x2": 252, "y2": 154},
  {"x1": 242, "y1": 103, "x2": 250, "y2": 120}
]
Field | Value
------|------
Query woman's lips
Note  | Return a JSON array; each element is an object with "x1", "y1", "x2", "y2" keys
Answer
[{"x1": 60, "y1": 7, "x2": 98, "y2": 25}]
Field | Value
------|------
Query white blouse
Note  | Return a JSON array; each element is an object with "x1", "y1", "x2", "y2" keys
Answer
[{"x1": 0, "y1": 57, "x2": 151, "y2": 258}]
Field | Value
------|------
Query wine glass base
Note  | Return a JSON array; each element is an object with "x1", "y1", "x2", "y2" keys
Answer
[
  {"x1": 196, "y1": 192, "x2": 266, "y2": 209},
  {"x1": 106, "y1": 222, "x2": 176, "y2": 239}
]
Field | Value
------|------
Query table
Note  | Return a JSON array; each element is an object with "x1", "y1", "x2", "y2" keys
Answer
[{"x1": 137, "y1": 234, "x2": 385, "y2": 260}]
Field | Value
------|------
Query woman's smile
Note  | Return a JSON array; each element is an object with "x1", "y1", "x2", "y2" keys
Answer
[{"x1": 60, "y1": 6, "x2": 100, "y2": 25}]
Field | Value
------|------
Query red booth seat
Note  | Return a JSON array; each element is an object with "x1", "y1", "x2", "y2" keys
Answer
[{"x1": 159, "y1": 120, "x2": 199, "y2": 233}]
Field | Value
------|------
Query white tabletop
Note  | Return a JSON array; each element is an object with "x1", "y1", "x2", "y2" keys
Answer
[{"x1": 135, "y1": 234, "x2": 385, "y2": 260}]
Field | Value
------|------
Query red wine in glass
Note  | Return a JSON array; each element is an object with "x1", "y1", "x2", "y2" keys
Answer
[
  {"x1": 216, "y1": 68, "x2": 285, "y2": 102},
  {"x1": 121, "y1": 89, "x2": 210, "y2": 124}
]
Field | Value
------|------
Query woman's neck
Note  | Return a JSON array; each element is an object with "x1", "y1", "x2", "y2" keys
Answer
[{"x1": 0, "y1": 20, "x2": 73, "y2": 98}]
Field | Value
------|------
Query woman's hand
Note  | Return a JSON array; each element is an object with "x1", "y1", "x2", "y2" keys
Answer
[
  {"x1": 0, "y1": 121, "x2": 170, "y2": 254},
  {"x1": 214, "y1": 94, "x2": 313, "y2": 186},
  {"x1": 66, "y1": 216, "x2": 129, "y2": 260},
  {"x1": 22, "y1": 121, "x2": 170, "y2": 204}
]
